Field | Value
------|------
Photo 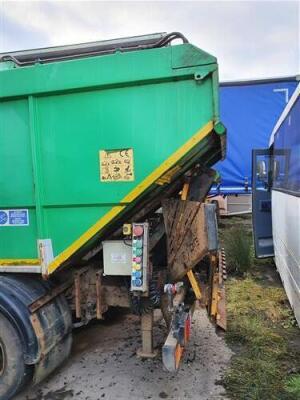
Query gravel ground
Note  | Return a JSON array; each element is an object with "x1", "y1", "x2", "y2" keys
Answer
[{"x1": 16, "y1": 308, "x2": 232, "y2": 400}]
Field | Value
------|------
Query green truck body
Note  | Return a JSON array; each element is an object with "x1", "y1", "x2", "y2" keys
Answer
[
  {"x1": 0, "y1": 37, "x2": 224, "y2": 275},
  {"x1": 0, "y1": 34, "x2": 227, "y2": 399}
]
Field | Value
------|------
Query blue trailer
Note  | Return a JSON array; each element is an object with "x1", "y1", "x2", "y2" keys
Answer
[{"x1": 210, "y1": 76, "x2": 299, "y2": 215}]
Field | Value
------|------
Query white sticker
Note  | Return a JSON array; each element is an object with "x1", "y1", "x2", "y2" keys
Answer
[
  {"x1": 111, "y1": 253, "x2": 127, "y2": 264},
  {"x1": 0, "y1": 209, "x2": 29, "y2": 226}
]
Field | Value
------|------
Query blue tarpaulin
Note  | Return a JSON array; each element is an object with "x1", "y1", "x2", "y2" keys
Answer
[{"x1": 213, "y1": 77, "x2": 298, "y2": 194}]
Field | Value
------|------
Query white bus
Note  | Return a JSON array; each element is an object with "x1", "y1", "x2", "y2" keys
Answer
[{"x1": 252, "y1": 83, "x2": 300, "y2": 325}]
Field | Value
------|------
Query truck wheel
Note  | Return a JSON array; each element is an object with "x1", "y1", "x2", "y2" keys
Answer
[{"x1": 0, "y1": 313, "x2": 33, "y2": 400}]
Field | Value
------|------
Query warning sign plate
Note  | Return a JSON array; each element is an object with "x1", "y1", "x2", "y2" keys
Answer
[{"x1": 99, "y1": 148, "x2": 134, "y2": 182}]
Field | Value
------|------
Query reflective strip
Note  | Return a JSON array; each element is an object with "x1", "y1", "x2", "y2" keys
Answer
[{"x1": 0, "y1": 258, "x2": 40, "y2": 266}]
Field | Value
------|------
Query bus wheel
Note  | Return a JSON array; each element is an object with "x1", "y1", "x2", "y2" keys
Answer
[{"x1": 0, "y1": 313, "x2": 33, "y2": 400}]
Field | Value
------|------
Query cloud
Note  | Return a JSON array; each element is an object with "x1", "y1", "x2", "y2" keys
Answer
[{"x1": 0, "y1": 0, "x2": 299, "y2": 80}]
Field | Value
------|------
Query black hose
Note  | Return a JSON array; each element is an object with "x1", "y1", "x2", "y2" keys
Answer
[
  {"x1": 150, "y1": 32, "x2": 189, "y2": 48},
  {"x1": 130, "y1": 278, "x2": 162, "y2": 316}
]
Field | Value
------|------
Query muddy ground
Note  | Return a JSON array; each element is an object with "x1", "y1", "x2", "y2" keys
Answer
[{"x1": 17, "y1": 308, "x2": 232, "y2": 400}]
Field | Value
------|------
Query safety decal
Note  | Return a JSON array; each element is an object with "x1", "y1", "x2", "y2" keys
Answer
[
  {"x1": 0, "y1": 209, "x2": 29, "y2": 226},
  {"x1": 99, "y1": 148, "x2": 134, "y2": 182}
]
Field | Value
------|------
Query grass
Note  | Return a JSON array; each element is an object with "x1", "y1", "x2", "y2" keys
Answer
[
  {"x1": 285, "y1": 375, "x2": 300, "y2": 397},
  {"x1": 220, "y1": 217, "x2": 300, "y2": 400},
  {"x1": 224, "y1": 227, "x2": 253, "y2": 276}
]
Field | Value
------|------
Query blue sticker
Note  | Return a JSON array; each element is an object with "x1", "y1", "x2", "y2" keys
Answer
[
  {"x1": 0, "y1": 211, "x2": 8, "y2": 225},
  {"x1": 0, "y1": 210, "x2": 29, "y2": 226}
]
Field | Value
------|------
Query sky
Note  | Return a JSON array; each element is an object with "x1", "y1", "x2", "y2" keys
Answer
[{"x1": 0, "y1": 0, "x2": 299, "y2": 81}]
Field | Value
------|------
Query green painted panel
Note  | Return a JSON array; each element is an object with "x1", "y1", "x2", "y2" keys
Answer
[
  {"x1": 36, "y1": 79, "x2": 213, "y2": 254},
  {"x1": 0, "y1": 43, "x2": 223, "y2": 264},
  {"x1": 38, "y1": 79, "x2": 213, "y2": 205},
  {"x1": 0, "y1": 44, "x2": 216, "y2": 99},
  {"x1": 0, "y1": 99, "x2": 38, "y2": 258},
  {"x1": 45, "y1": 206, "x2": 112, "y2": 255},
  {"x1": 0, "y1": 209, "x2": 37, "y2": 258},
  {"x1": 0, "y1": 99, "x2": 34, "y2": 206}
]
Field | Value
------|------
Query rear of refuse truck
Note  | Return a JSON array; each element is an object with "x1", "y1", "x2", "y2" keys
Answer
[{"x1": 0, "y1": 32, "x2": 226, "y2": 399}]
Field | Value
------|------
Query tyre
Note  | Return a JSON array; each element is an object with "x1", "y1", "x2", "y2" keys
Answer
[{"x1": 0, "y1": 313, "x2": 33, "y2": 400}]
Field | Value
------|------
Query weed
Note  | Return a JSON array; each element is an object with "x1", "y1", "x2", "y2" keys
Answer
[{"x1": 224, "y1": 226, "x2": 253, "y2": 276}]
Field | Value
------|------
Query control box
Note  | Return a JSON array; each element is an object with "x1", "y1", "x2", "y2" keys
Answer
[
  {"x1": 130, "y1": 222, "x2": 149, "y2": 292},
  {"x1": 103, "y1": 240, "x2": 132, "y2": 276}
]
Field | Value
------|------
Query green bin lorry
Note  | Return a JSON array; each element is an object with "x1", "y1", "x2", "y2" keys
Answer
[{"x1": 0, "y1": 32, "x2": 226, "y2": 399}]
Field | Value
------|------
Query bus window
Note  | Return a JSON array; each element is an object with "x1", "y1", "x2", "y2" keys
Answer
[{"x1": 273, "y1": 101, "x2": 300, "y2": 196}]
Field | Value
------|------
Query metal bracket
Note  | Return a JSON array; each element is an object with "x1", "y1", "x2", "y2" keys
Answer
[
  {"x1": 137, "y1": 311, "x2": 158, "y2": 358},
  {"x1": 29, "y1": 280, "x2": 73, "y2": 314},
  {"x1": 209, "y1": 250, "x2": 227, "y2": 330},
  {"x1": 162, "y1": 297, "x2": 193, "y2": 372},
  {"x1": 38, "y1": 239, "x2": 54, "y2": 275}
]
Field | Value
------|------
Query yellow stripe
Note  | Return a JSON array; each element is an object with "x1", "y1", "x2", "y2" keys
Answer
[
  {"x1": 47, "y1": 120, "x2": 214, "y2": 275},
  {"x1": 156, "y1": 165, "x2": 181, "y2": 185},
  {"x1": 187, "y1": 270, "x2": 202, "y2": 300},
  {"x1": 0, "y1": 259, "x2": 40, "y2": 266}
]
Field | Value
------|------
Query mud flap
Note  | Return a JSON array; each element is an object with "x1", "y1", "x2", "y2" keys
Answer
[{"x1": 30, "y1": 294, "x2": 73, "y2": 384}]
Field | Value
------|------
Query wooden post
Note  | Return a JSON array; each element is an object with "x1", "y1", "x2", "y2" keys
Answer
[{"x1": 137, "y1": 311, "x2": 157, "y2": 358}]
